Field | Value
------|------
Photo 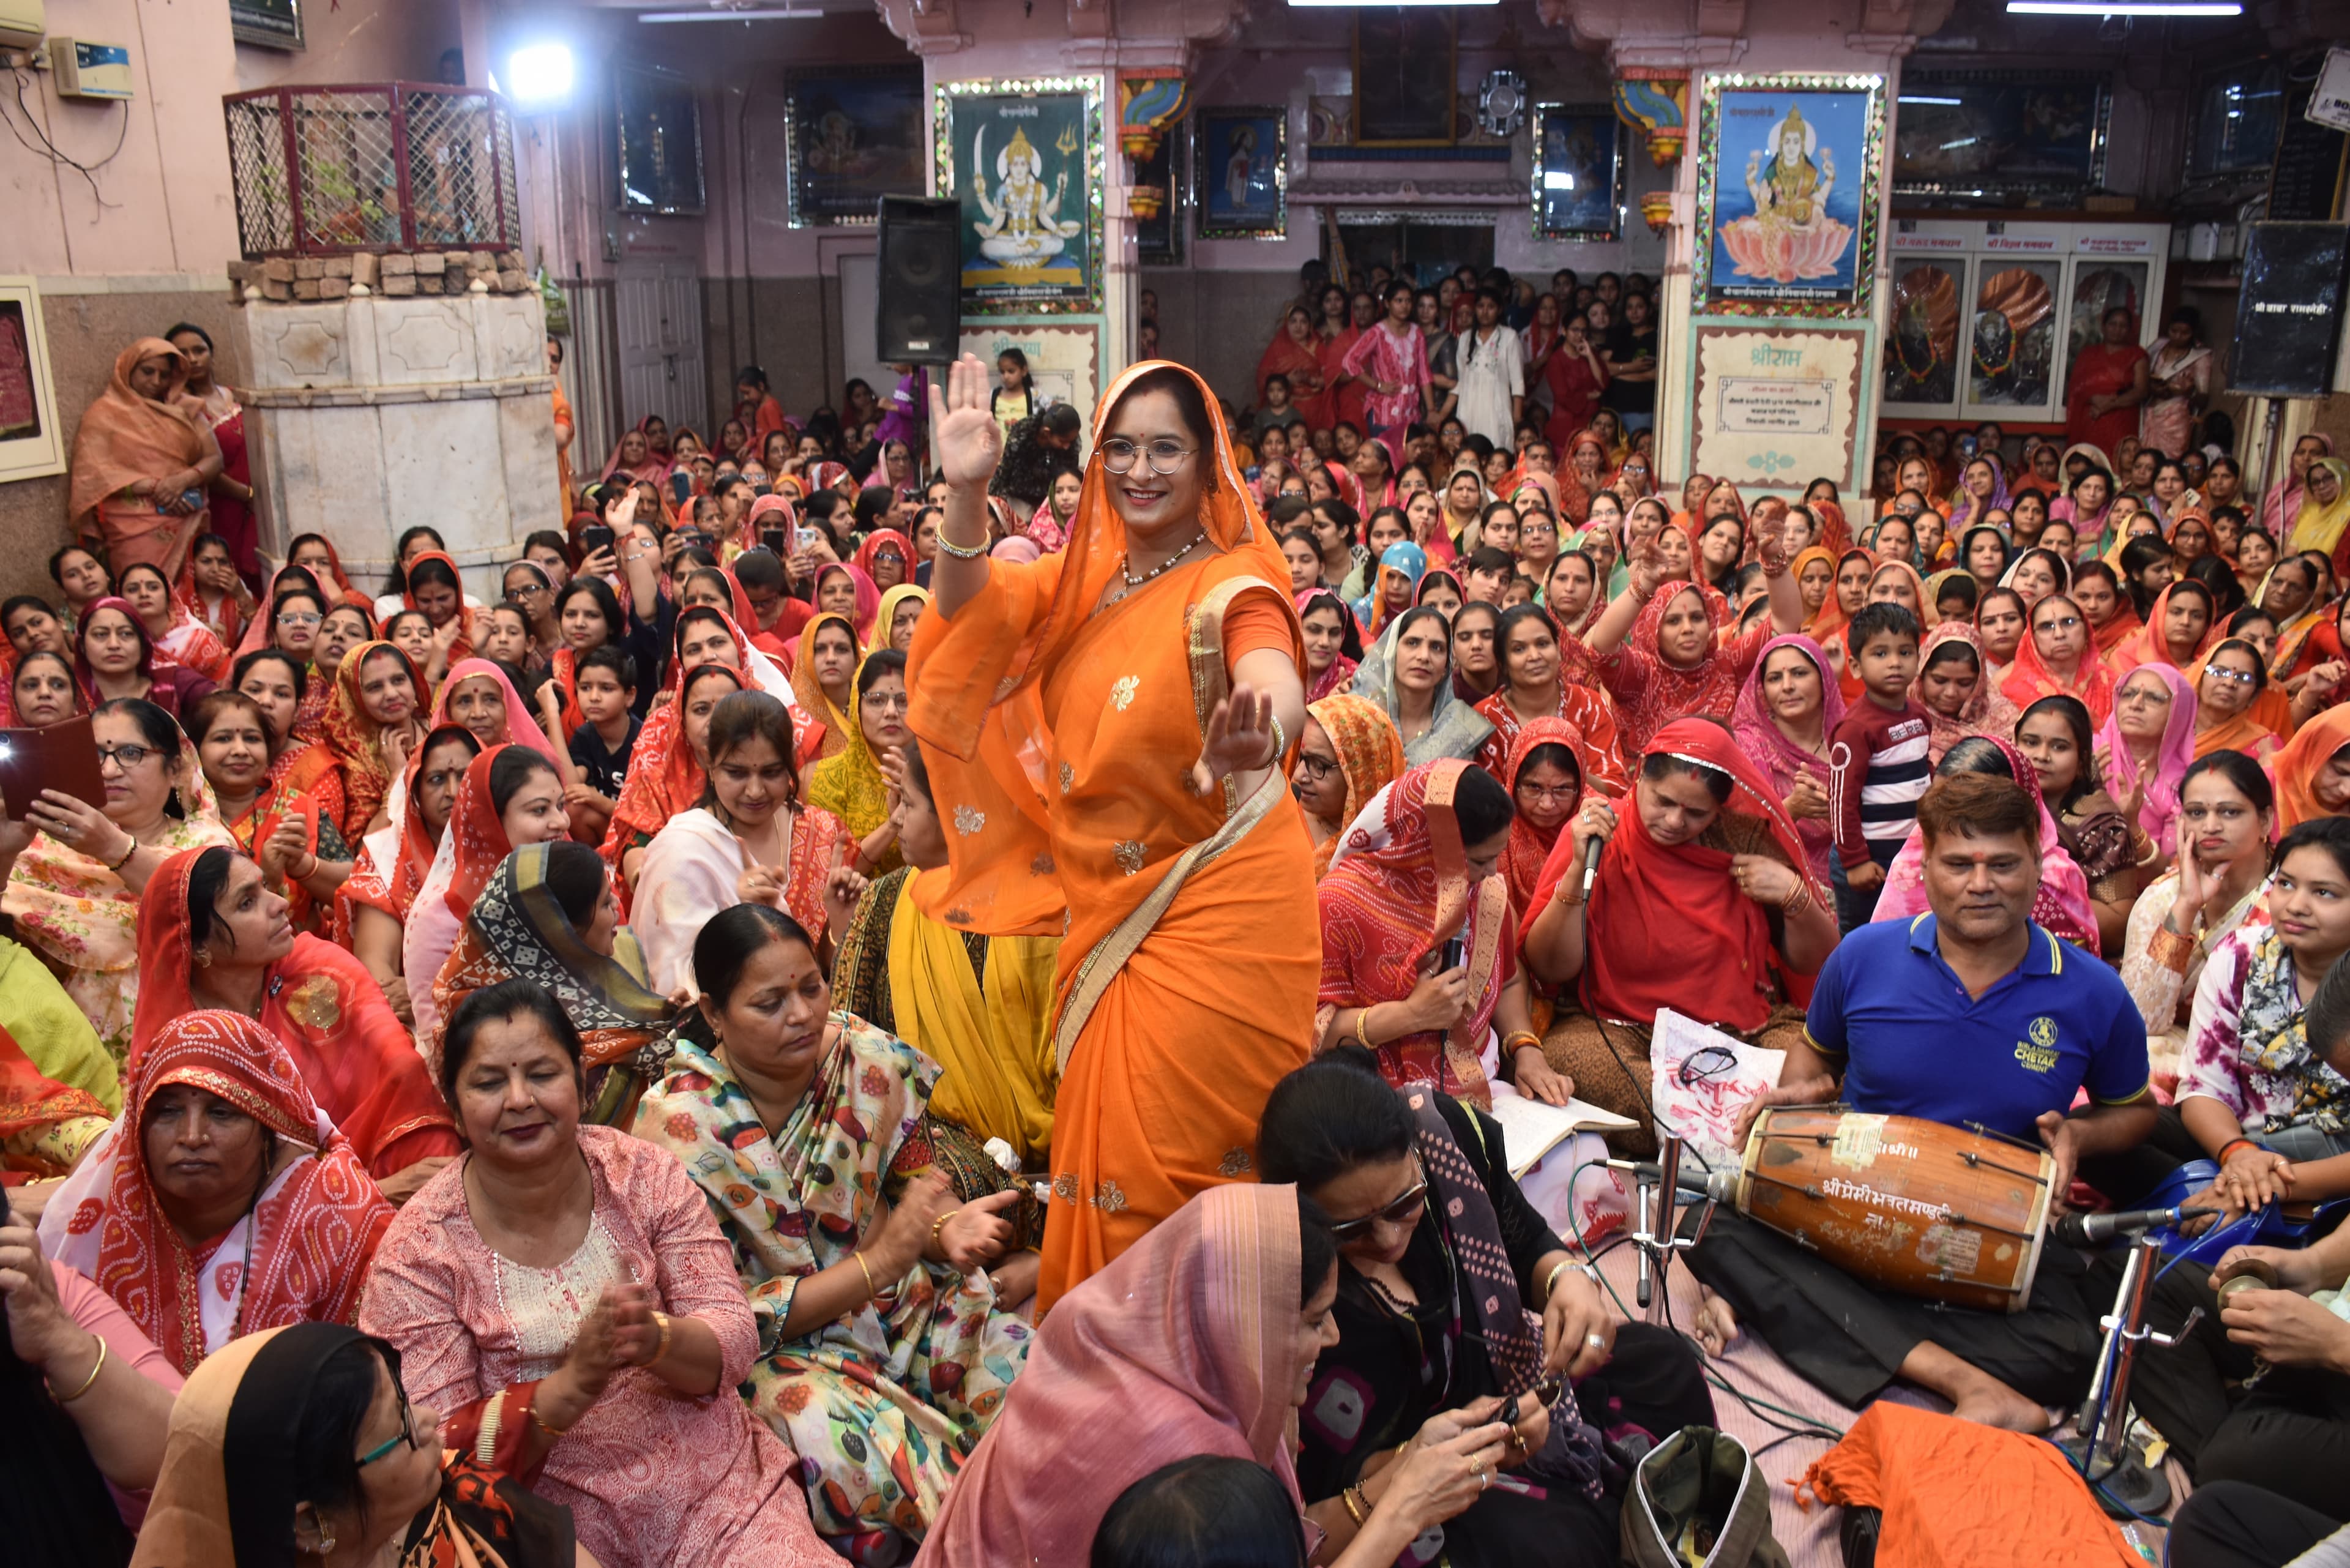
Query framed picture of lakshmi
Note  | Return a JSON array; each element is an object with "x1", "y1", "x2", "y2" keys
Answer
[{"x1": 1694, "y1": 74, "x2": 1886, "y2": 318}]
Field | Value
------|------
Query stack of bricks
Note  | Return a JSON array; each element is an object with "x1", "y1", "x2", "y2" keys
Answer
[{"x1": 227, "y1": 250, "x2": 532, "y2": 304}]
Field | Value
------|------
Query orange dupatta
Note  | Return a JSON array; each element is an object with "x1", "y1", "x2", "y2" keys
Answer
[
  {"x1": 2272, "y1": 704, "x2": 2350, "y2": 831},
  {"x1": 907, "y1": 360, "x2": 1318, "y2": 1312}
]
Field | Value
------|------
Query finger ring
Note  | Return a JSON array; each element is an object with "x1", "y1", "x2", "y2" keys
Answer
[
  {"x1": 1586, "y1": 1332, "x2": 1606, "y2": 1350},
  {"x1": 1477, "y1": 1469, "x2": 1490, "y2": 1490}
]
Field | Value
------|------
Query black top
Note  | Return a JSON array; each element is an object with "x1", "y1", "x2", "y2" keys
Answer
[
  {"x1": 1296, "y1": 1094, "x2": 1565, "y2": 1495},
  {"x1": 1601, "y1": 323, "x2": 1658, "y2": 415},
  {"x1": 990, "y1": 414, "x2": 1083, "y2": 509},
  {"x1": 569, "y1": 712, "x2": 642, "y2": 801}
]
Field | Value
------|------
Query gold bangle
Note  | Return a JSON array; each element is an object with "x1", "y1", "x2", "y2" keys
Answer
[
  {"x1": 854, "y1": 1249, "x2": 879, "y2": 1297},
  {"x1": 1341, "y1": 1484, "x2": 1371, "y2": 1526},
  {"x1": 931, "y1": 1209, "x2": 960, "y2": 1247},
  {"x1": 933, "y1": 528, "x2": 990, "y2": 561},
  {"x1": 1542, "y1": 1258, "x2": 1572, "y2": 1305},
  {"x1": 649, "y1": 1309, "x2": 673, "y2": 1366},
  {"x1": 48, "y1": 1335, "x2": 107, "y2": 1404},
  {"x1": 532, "y1": 1402, "x2": 574, "y2": 1439},
  {"x1": 1504, "y1": 1030, "x2": 1543, "y2": 1056},
  {"x1": 1353, "y1": 1007, "x2": 1375, "y2": 1048}
]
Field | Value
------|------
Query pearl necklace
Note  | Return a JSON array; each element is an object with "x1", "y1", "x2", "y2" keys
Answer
[{"x1": 1118, "y1": 528, "x2": 1207, "y2": 590}]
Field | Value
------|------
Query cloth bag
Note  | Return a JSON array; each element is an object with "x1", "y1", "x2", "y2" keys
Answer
[{"x1": 1621, "y1": 1425, "x2": 1790, "y2": 1568}]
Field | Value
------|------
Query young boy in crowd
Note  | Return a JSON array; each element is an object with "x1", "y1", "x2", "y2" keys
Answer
[
  {"x1": 1829, "y1": 602, "x2": 1927, "y2": 932},
  {"x1": 1251, "y1": 374, "x2": 1297, "y2": 438},
  {"x1": 564, "y1": 645, "x2": 641, "y2": 845},
  {"x1": 1461, "y1": 548, "x2": 1516, "y2": 606}
]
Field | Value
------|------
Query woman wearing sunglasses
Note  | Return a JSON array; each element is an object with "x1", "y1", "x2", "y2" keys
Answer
[
  {"x1": 1258, "y1": 1048, "x2": 1712, "y2": 1568},
  {"x1": 130, "y1": 1320, "x2": 584, "y2": 1567}
]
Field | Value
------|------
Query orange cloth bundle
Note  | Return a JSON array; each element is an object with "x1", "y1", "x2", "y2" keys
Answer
[{"x1": 1796, "y1": 1403, "x2": 2139, "y2": 1568}]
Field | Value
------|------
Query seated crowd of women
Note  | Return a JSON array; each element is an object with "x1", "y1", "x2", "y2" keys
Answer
[{"x1": 9, "y1": 340, "x2": 2350, "y2": 1568}]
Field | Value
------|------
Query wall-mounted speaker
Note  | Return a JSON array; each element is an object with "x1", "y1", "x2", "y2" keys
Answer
[{"x1": 876, "y1": 195, "x2": 961, "y2": 365}]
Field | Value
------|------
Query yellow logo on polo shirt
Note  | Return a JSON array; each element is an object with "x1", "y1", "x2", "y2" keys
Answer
[{"x1": 2015, "y1": 1015, "x2": 2059, "y2": 1073}]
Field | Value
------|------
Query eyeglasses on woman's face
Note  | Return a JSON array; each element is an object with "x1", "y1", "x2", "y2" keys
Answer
[
  {"x1": 1327, "y1": 1154, "x2": 1429, "y2": 1244},
  {"x1": 1295, "y1": 750, "x2": 1340, "y2": 783},
  {"x1": 357, "y1": 1383, "x2": 420, "y2": 1467},
  {"x1": 277, "y1": 611, "x2": 323, "y2": 629},
  {"x1": 95, "y1": 743, "x2": 159, "y2": 772},
  {"x1": 1099, "y1": 438, "x2": 1196, "y2": 476}
]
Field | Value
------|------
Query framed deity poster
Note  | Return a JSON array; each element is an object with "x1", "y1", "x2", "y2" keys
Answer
[
  {"x1": 933, "y1": 78, "x2": 1105, "y2": 316},
  {"x1": 0, "y1": 278, "x2": 66, "y2": 485},
  {"x1": 1531, "y1": 104, "x2": 1621, "y2": 241},
  {"x1": 1693, "y1": 74, "x2": 1886, "y2": 318},
  {"x1": 785, "y1": 69, "x2": 925, "y2": 227},
  {"x1": 615, "y1": 68, "x2": 706, "y2": 216},
  {"x1": 1197, "y1": 108, "x2": 1286, "y2": 239}
]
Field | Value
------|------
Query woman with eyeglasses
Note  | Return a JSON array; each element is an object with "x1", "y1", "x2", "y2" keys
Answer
[
  {"x1": 2097, "y1": 663, "x2": 2199, "y2": 860},
  {"x1": 1295, "y1": 693, "x2": 1404, "y2": 881},
  {"x1": 1257, "y1": 1048, "x2": 1712, "y2": 1568},
  {"x1": 2190, "y1": 638, "x2": 2281, "y2": 763},
  {"x1": 917, "y1": 356, "x2": 1319, "y2": 1311},
  {"x1": 130, "y1": 1320, "x2": 586, "y2": 1568},
  {"x1": 1, "y1": 698, "x2": 233, "y2": 1064},
  {"x1": 502, "y1": 559, "x2": 565, "y2": 674}
]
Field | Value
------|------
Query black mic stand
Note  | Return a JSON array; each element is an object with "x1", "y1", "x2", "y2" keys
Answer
[{"x1": 2054, "y1": 1226, "x2": 2203, "y2": 1518}]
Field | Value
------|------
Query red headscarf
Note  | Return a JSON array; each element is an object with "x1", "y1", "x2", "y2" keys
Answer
[
  {"x1": 1316, "y1": 760, "x2": 1515, "y2": 1102},
  {"x1": 1606, "y1": 577, "x2": 1748, "y2": 761},
  {"x1": 441, "y1": 744, "x2": 523, "y2": 922},
  {"x1": 340, "y1": 723, "x2": 477, "y2": 935},
  {"x1": 1999, "y1": 593, "x2": 2117, "y2": 726},
  {"x1": 1535, "y1": 716, "x2": 1820, "y2": 1032},
  {"x1": 855, "y1": 529, "x2": 917, "y2": 592},
  {"x1": 285, "y1": 640, "x2": 427, "y2": 841},
  {"x1": 1498, "y1": 716, "x2": 1592, "y2": 927},
  {"x1": 72, "y1": 594, "x2": 181, "y2": 703},
  {"x1": 44, "y1": 1008, "x2": 392, "y2": 1374}
]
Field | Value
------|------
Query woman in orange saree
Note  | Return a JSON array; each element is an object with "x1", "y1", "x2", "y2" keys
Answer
[
  {"x1": 67, "y1": 338, "x2": 222, "y2": 581},
  {"x1": 912, "y1": 356, "x2": 1318, "y2": 1312}
]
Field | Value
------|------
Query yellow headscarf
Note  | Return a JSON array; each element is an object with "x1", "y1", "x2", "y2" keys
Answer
[
  {"x1": 805, "y1": 652, "x2": 900, "y2": 868},
  {"x1": 2288, "y1": 458, "x2": 2350, "y2": 559},
  {"x1": 868, "y1": 582, "x2": 931, "y2": 657}
]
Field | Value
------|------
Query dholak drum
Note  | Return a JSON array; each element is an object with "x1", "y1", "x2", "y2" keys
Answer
[{"x1": 1736, "y1": 1107, "x2": 2056, "y2": 1313}]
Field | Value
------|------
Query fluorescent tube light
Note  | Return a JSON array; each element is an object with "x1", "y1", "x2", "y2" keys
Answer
[{"x1": 2007, "y1": 2, "x2": 2240, "y2": 15}]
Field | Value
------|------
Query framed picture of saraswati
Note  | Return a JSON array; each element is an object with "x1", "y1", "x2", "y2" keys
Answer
[{"x1": 934, "y1": 78, "x2": 1105, "y2": 316}]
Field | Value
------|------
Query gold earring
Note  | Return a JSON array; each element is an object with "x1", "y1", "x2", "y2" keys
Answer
[{"x1": 195, "y1": 948, "x2": 212, "y2": 969}]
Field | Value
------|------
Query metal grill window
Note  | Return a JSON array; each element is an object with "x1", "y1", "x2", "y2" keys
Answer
[{"x1": 221, "y1": 83, "x2": 522, "y2": 257}]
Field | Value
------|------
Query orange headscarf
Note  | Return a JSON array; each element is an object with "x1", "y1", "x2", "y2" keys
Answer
[
  {"x1": 67, "y1": 338, "x2": 211, "y2": 539},
  {"x1": 2269, "y1": 702, "x2": 2350, "y2": 831}
]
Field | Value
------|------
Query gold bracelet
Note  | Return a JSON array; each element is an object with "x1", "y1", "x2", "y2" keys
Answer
[
  {"x1": 1542, "y1": 1258, "x2": 1573, "y2": 1305},
  {"x1": 931, "y1": 1209, "x2": 960, "y2": 1246},
  {"x1": 49, "y1": 1335, "x2": 107, "y2": 1404},
  {"x1": 934, "y1": 528, "x2": 990, "y2": 561},
  {"x1": 1503, "y1": 1030, "x2": 1543, "y2": 1057},
  {"x1": 1341, "y1": 1484, "x2": 1371, "y2": 1526},
  {"x1": 649, "y1": 1309, "x2": 673, "y2": 1366},
  {"x1": 532, "y1": 1403, "x2": 575, "y2": 1439},
  {"x1": 1354, "y1": 1007, "x2": 1375, "y2": 1048},
  {"x1": 853, "y1": 1249, "x2": 879, "y2": 1297}
]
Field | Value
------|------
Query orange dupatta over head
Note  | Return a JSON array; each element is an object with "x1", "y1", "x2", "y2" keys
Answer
[
  {"x1": 906, "y1": 359, "x2": 1316, "y2": 1310},
  {"x1": 67, "y1": 339, "x2": 211, "y2": 540}
]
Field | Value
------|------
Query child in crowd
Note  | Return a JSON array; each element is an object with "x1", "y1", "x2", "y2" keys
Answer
[
  {"x1": 564, "y1": 644, "x2": 641, "y2": 844},
  {"x1": 1829, "y1": 602, "x2": 1928, "y2": 931}
]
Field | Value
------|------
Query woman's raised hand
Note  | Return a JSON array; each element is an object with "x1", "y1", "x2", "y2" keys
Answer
[
  {"x1": 1190, "y1": 683, "x2": 1277, "y2": 796},
  {"x1": 927, "y1": 354, "x2": 1005, "y2": 489}
]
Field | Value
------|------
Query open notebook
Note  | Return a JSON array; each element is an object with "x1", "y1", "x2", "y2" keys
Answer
[{"x1": 1488, "y1": 1092, "x2": 1636, "y2": 1179}]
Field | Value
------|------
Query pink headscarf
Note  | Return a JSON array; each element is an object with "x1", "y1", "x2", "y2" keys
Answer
[
  {"x1": 813, "y1": 560, "x2": 880, "y2": 644},
  {"x1": 2098, "y1": 661, "x2": 2199, "y2": 856},
  {"x1": 916, "y1": 1185, "x2": 1308, "y2": 1568},
  {"x1": 1867, "y1": 735, "x2": 2102, "y2": 952},
  {"x1": 427, "y1": 657, "x2": 557, "y2": 760},
  {"x1": 1729, "y1": 633, "x2": 1846, "y2": 883}
]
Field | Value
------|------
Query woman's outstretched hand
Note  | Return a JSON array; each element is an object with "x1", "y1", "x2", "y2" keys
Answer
[
  {"x1": 927, "y1": 354, "x2": 1005, "y2": 489},
  {"x1": 1190, "y1": 683, "x2": 1277, "y2": 796}
]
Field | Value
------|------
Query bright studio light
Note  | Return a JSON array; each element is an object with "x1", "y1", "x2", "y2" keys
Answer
[
  {"x1": 507, "y1": 43, "x2": 575, "y2": 106},
  {"x1": 2006, "y1": 2, "x2": 2241, "y2": 14}
]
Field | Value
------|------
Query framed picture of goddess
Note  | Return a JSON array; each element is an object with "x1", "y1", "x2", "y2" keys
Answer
[
  {"x1": 1693, "y1": 75, "x2": 1885, "y2": 318},
  {"x1": 933, "y1": 78, "x2": 1105, "y2": 316}
]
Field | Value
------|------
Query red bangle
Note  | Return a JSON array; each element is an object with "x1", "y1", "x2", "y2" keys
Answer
[{"x1": 2216, "y1": 1138, "x2": 2259, "y2": 1165}]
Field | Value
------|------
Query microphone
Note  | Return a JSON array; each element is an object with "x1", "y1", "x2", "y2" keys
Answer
[
  {"x1": 2050, "y1": 1204, "x2": 2216, "y2": 1247},
  {"x1": 1581, "y1": 831, "x2": 1603, "y2": 898},
  {"x1": 1604, "y1": 1160, "x2": 1741, "y2": 1204}
]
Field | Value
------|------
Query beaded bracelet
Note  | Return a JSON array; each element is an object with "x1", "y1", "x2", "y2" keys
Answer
[{"x1": 933, "y1": 528, "x2": 990, "y2": 561}]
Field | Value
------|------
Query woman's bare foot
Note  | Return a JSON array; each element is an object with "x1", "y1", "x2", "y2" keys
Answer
[{"x1": 1693, "y1": 1286, "x2": 1739, "y2": 1357}]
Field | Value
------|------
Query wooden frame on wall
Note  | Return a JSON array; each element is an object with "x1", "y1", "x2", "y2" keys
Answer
[
  {"x1": 0, "y1": 277, "x2": 67, "y2": 485},
  {"x1": 615, "y1": 67, "x2": 707, "y2": 217},
  {"x1": 1196, "y1": 107, "x2": 1287, "y2": 240},
  {"x1": 1353, "y1": 12, "x2": 1457, "y2": 146}
]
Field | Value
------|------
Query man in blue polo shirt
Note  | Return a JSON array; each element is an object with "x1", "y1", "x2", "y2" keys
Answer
[{"x1": 1685, "y1": 771, "x2": 2159, "y2": 1433}]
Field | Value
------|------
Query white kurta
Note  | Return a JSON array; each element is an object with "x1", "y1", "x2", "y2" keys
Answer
[{"x1": 1456, "y1": 324, "x2": 1524, "y2": 448}]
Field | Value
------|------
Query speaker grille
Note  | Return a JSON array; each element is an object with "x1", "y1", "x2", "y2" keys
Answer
[{"x1": 878, "y1": 195, "x2": 962, "y2": 364}]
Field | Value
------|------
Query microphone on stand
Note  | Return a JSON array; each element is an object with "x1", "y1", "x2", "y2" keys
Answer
[{"x1": 2050, "y1": 1204, "x2": 2216, "y2": 1247}]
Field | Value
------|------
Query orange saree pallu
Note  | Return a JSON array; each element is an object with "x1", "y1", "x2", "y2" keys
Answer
[{"x1": 909, "y1": 362, "x2": 1321, "y2": 1313}]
